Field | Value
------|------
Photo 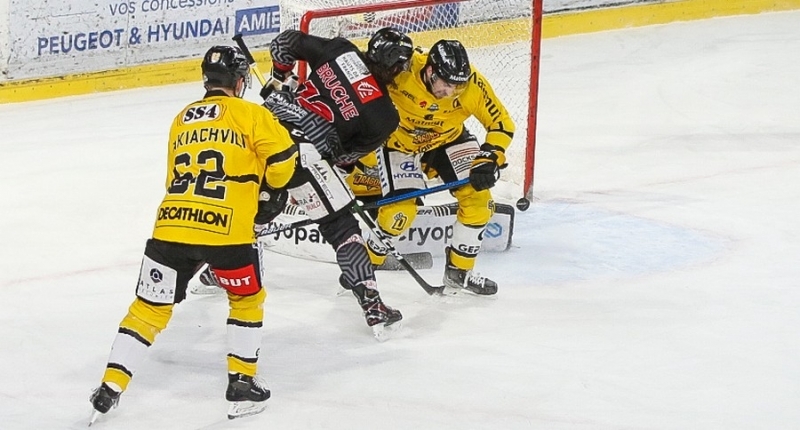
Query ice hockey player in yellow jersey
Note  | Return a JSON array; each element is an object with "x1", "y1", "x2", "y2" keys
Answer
[
  {"x1": 88, "y1": 45, "x2": 298, "y2": 425},
  {"x1": 347, "y1": 38, "x2": 515, "y2": 295}
]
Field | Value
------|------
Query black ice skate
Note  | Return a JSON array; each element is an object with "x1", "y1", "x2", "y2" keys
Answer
[
  {"x1": 226, "y1": 372, "x2": 270, "y2": 420},
  {"x1": 88, "y1": 382, "x2": 121, "y2": 426},
  {"x1": 344, "y1": 277, "x2": 403, "y2": 341},
  {"x1": 443, "y1": 247, "x2": 498, "y2": 296},
  {"x1": 190, "y1": 264, "x2": 225, "y2": 295}
]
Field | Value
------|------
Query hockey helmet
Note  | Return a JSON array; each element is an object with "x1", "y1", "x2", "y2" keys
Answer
[
  {"x1": 427, "y1": 39, "x2": 471, "y2": 85},
  {"x1": 201, "y1": 45, "x2": 251, "y2": 96},
  {"x1": 366, "y1": 27, "x2": 413, "y2": 74}
]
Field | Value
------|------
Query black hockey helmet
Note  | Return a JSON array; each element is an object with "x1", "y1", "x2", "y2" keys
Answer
[
  {"x1": 366, "y1": 27, "x2": 413, "y2": 75},
  {"x1": 201, "y1": 45, "x2": 251, "y2": 95},
  {"x1": 427, "y1": 39, "x2": 471, "y2": 85}
]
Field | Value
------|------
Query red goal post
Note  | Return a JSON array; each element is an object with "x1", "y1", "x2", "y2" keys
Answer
[{"x1": 281, "y1": 0, "x2": 542, "y2": 201}]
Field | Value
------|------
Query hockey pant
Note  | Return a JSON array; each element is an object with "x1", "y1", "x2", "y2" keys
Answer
[
  {"x1": 100, "y1": 239, "x2": 266, "y2": 392},
  {"x1": 349, "y1": 132, "x2": 495, "y2": 271},
  {"x1": 285, "y1": 143, "x2": 377, "y2": 289}
]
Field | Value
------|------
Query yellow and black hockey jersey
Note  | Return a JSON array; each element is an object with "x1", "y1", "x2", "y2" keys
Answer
[
  {"x1": 386, "y1": 49, "x2": 515, "y2": 154},
  {"x1": 152, "y1": 90, "x2": 297, "y2": 246}
]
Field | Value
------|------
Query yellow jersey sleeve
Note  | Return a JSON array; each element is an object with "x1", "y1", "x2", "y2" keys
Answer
[
  {"x1": 459, "y1": 69, "x2": 516, "y2": 152},
  {"x1": 249, "y1": 105, "x2": 298, "y2": 190}
]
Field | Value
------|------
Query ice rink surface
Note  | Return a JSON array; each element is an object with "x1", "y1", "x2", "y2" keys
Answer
[{"x1": 2, "y1": 10, "x2": 799, "y2": 430}]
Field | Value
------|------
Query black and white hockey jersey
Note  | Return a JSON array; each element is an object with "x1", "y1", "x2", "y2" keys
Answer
[{"x1": 266, "y1": 30, "x2": 400, "y2": 166}]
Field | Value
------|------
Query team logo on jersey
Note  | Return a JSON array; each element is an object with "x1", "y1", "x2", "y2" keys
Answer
[
  {"x1": 354, "y1": 76, "x2": 383, "y2": 104},
  {"x1": 351, "y1": 165, "x2": 381, "y2": 190},
  {"x1": 410, "y1": 128, "x2": 441, "y2": 146},
  {"x1": 182, "y1": 103, "x2": 222, "y2": 124},
  {"x1": 428, "y1": 103, "x2": 439, "y2": 112},
  {"x1": 391, "y1": 212, "x2": 409, "y2": 231}
]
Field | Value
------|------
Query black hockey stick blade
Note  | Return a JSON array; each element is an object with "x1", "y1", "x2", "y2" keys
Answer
[
  {"x1": 394, "y1": 254, "x2": 445, "y2": 295},
  {"x1": 376, "y1": 252, "x2": 433, "y2": 271}
]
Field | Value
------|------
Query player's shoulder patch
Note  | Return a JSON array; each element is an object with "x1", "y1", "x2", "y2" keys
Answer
[
  {"x1": 335, "y1": 51, "x2": 369, "y2": 83},
  {"x1": 335, "y1": 51, "x2": 384, "y2": 104},
  {"x1": 181, "y1": 102, "x2": 224, "y2": 124}
]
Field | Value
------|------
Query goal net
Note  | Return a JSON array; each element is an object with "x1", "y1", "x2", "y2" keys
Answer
[{"x1": 279, "y1": 0, "x2": 542, "y2": 202}]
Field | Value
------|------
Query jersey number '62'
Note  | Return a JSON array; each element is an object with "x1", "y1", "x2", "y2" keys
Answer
[{"x1": 168, "y1": 149, "x2": 227, "y2": 200}]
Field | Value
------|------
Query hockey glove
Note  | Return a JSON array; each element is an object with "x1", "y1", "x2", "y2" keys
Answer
[
  {"x1": 260, "y1": 61, "x2": 298, "y2": 99},
  {"x1": 469, "y1": 144, "x2": 507, "y2": 191},
  {"x1": 254, "y1": 185, "x2": 289, "y2": 233},
  {"x1": 262, "y1": 87, "x2": 307, "y2": 124}
]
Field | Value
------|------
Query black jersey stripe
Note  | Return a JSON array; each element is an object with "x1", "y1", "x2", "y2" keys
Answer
[
  {"x1": 118, "y1": 327, "x2": 152, "y2": 347},
  {"x1": 224, "y1": 174, "x2": 261, "y2": 184},
  {"x1": 266, "y1": 144, "x2": 298, "y2": 165},
  {"x1": 107, "y1": 362, "x2": 133, "y2": 378},
  {"x1": 226, "y1": 318, "x2": 263, "y2": 328},
  {"x1": 227, "y1": 353, "x2": 258, "y2": 364}
]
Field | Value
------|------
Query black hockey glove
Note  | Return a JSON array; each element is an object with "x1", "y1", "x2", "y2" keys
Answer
[
  {"x1": 254, "y1": 185, "x2": 289, "y2": 233},
  {"x1": 263, "y1": 88, "x2": 307, "y2": 125},
  {"x1": 260, "y1": 62, "x2": 298, "y2": 99},
  {"x1": 469, "y1": 144, "x2": 507, "y2": 191}
]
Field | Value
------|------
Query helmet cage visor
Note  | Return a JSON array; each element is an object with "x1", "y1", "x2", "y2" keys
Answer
[{"x1": 429, "y1": 70, "x2": 467, "y2": 97}]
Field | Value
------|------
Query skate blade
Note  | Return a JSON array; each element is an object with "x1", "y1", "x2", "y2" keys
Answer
[
  {"x1": 441, "y1": 285, "x2": 463, "y2": 296},
  {"x1": 227, "y1": 400, "x2": 267, "y2": 420},
  {"x1": 441, "y1": 285, "x2": 497, "y2": 297},
  {"x1": 88, "y1": 410, "x2": 101, "y2": 427},
  {"x1": 189, "y1": 283, "x2": 226, "y2": 295},
  {"x1": 372, "y1": 320, "x2": 402, "y2": 342}
]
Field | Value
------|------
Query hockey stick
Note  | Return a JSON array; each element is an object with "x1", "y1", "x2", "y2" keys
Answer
[
  {"x1": 360, "y1": 178, "x2": 469, "y2": 209},
  {"x1": 233, "y1": 33, "x2": 295, "y2": 96},
  {"x1": 256, "y1": 217, "x2": 315, "y2": 237},
  {"x1": 256, "y1": 178, "x2": 471, "y2": 237},
  {"x1": 231, "y1": 34, "x2": 455, "y2": 295},
  {"x1": 232, "y1": 34, "x2": 268, "y2": 87},
  {"x1": 352, "y1": 202, "x2": 445, "y2": 296}
]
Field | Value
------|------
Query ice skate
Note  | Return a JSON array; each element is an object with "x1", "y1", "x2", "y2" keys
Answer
[
  {"x1": 346, "y1": 278, "x2": 403, "y2": 341},
  {"x1": 226, "y1": 373, "x2": 270, "y2": 420},
  {"x1": 190, "y1": 265, "x2": 225, "y2": 295},
  {"x1": 88, "y1": 382, "x2": 121, "y2": 426},
  {"x1": 442, "y1": 247, "x2": 498, "y2": 296}
]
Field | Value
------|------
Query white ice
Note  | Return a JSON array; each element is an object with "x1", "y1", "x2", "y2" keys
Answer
[{"x1": 2, "y1": 10, "x2": 800, "y2": 430}]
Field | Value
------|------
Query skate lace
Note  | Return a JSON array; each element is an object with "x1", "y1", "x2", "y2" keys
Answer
[
  {"x1": 251, "y1": 375, "x2": 269, "y2": 392},
  {"x1": 465, "y1": 270, "x2": 487, "y2": 287}
]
